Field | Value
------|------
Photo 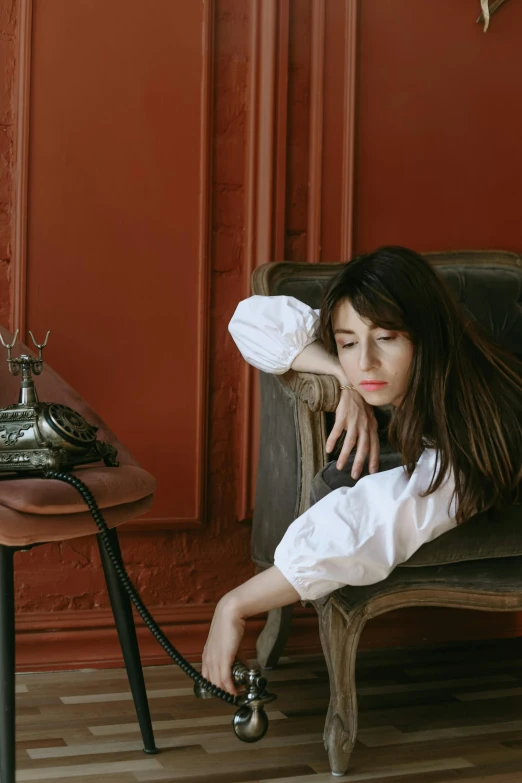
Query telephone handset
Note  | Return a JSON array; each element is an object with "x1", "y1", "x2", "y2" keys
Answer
[{"x1": 0, "y1": 331, "x2": 275, "y2": 746}]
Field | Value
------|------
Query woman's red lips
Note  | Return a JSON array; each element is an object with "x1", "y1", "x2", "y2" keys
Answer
[{"x1": 360, "y1": 381, "x2": 388, "y2": 390}]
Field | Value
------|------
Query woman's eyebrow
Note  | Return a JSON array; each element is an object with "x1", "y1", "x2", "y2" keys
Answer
[{"x1": 333, "y1": 326, "x2": 378, "y2": 335}]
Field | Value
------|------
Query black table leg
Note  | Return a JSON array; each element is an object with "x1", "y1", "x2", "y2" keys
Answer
[
  {"x1": 0, "y1": 546, "x2": 15, "y2": 783},
  {"x1": 97, "y1": 529, "x2": 158, "y2": 755}
]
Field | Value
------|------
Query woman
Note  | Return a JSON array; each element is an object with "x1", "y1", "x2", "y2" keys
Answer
[{"x1": 202, "y1": 246, "x2": 522, "y2": 695}]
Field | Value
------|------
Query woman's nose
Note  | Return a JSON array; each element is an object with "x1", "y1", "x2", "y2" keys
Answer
[{"x1": 359, "y1": 345, "x2": 380, "y2": 372}]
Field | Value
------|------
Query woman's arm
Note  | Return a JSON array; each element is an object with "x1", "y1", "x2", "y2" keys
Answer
[
  {"x1": 229, "y1": 296, "x2": 380, "y2": 476},
  {"x1": 201, "y1": 567, "x2": 299, "y2": 695},
  {"x1": 289, "y1": 338, "x2": 346, "y2": 380},
  {"x1": 202, "y1": 449, "x2": 458, "y2": 694}
]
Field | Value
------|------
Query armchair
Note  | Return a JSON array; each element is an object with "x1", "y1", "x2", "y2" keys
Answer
[{"x1": 250, "y1": 251, "x2": 522, "y2": 775}]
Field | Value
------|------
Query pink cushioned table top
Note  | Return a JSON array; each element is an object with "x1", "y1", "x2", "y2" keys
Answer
[
  {"x1": 0, "y1": 465, "x2": 156, "y2": 515},
  {"x1": 0, "y1": 494, "x2": 154, "y2": 547}
]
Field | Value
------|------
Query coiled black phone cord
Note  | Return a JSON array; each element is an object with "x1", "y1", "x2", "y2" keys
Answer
[{"x1": 46, "y1": 470, "x2": 239, "y2": 707}]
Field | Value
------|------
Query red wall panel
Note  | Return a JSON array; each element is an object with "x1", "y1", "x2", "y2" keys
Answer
[
  {"x1": 284, "y1": 0, "x2": 312, "y2": 262},
  {"x1": 26, "y1": 0, "x2": 210, "y2": 525},
  {"x1": 355, "y1": 0, "x2": 522, "y2": 253}
]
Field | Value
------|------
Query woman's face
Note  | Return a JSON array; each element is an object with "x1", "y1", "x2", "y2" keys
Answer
[{"x1": 332, "y1": 300, "x2": 414, "y2": 407}]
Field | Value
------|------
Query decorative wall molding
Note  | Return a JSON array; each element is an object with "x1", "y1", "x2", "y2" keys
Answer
[
  {"x1": 123, "y1": 1, "x2": 215, "y2": 532},
  {"x1": 174, "y1": 0, "x2": 214, "y2": 531},
  {"x1": 15, "y1": 602, "x2": 522, "y2": 672},
  {"x1": 11, "y1": 0, "x2": 33, "y2": 340},
  {"x1": 237, "y1": 0, "x2": 290, "y2": 522},
  {"x1": 340, "y1": 0, "x2": 358, "y2": 262},
  {"x1": 12, "y1": 1, "x2": 215, "y2": 532},
  {"x1": 15, "y1": 603, "x2": 320, "y2": 672},
  {"x1": 124, "y1": 514, "x2": 205, "y2": 532},
  {"x1": 236, "y1": 0, "x2": 358, "y2": 520},
  {"x1": 273, "y1": 0, "x2": 290, "y2": 260},
  {"x1": 306, "y1": 0, "x2": 326, "y2": 264}
]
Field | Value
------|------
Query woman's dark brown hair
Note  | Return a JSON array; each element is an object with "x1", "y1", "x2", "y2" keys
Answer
[{"x1": 319, "y1": 246, "x2": 522, "y2": 525}]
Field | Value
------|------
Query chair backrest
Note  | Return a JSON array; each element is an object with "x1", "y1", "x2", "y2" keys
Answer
[{"x1": 252, "y1": 250, "x2": 522, "y2": 358}]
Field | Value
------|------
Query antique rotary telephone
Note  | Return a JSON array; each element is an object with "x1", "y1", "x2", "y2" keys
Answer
[{"x1": 0, "y1": 331, "x2": 276, "y2": 744}]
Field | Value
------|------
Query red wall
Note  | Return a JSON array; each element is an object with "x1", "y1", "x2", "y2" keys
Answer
[
  {"x1": 355, "y1": 0, "x2": 522, "y2": 254},
  {"x1": 0, "y1": 0, "x2": 14, "y2": 322},
  {"x1": 1, "y1": 0, "x2": 522, "y2": 670}
]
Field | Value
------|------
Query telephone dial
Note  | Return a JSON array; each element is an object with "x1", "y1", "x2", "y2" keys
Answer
[{"x1": 0, "y1": 331, "x2": 276, "y2": 746}]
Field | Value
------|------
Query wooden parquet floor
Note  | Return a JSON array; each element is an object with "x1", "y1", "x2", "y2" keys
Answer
[{"x1": 14, "y1": 637, "x2": 522, "y2": 782}]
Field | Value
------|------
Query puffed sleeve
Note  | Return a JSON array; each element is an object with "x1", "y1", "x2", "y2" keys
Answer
[
  {"x1": 274, "y1": 449, "x2": 458, "y2": 601},
  {"x1": 228, "y1": 295, "x2": 320, "y2": 374}
]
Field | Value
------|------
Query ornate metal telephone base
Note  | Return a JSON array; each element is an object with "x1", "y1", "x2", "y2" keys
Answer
[
  {"x1": 194, "y1": 663, "x2": 276, "y2": 742},
  {"x1": 0, "y1": 330, "x2": 118, "y2": 472}
]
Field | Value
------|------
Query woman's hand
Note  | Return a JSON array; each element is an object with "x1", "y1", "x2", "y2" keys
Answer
[
  {"x1": 326, "y1": 388, "x2": 380, "y2": 478},
  {"x1": 201, "y1": 595, "x2": 246, "y2": 696},
  {"x1": 201, "y1": 569, "x2": 300, "y2": 695},
  {"x1": 289, "y1": 341, "x2": 380, "y2": 477}
]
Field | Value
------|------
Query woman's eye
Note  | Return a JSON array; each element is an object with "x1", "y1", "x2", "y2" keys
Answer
[
  {"x1": 377, "y1": 335, "x2": 395, "y2": 342},
  {"x1": 341, "y1": 342, "x2": 356, "y2": 350}
]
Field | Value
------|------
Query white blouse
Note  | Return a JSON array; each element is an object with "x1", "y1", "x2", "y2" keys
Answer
[{"x1": 229, "y1": 294, "x2": 458, "y2": 601}]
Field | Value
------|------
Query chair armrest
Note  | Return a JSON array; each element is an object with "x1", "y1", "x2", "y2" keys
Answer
[
  {"x1": 285, "y1": 371, "x2": 340, "y2": 413},
  {"x1": 251, "y1": 370, "x2": 334, "y2": 569}
]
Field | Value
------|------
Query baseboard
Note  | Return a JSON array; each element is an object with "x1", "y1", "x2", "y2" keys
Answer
[
  {"x1": 14, "y1": 603, "x2": 522, "y2": 672},
  {"x1": 14, "y1": 603, "x2": 320, "y2": 672}
]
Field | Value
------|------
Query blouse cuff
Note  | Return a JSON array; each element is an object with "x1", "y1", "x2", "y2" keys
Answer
[
  {"x1": 228, "y1": 295, "x2": 320, "y2": 375},
  {"x1": 274, "y1": 553, "x2": 345, "y2": 602}
]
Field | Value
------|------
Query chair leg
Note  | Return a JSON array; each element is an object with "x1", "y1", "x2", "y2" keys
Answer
[
  {"x1": 315, "y1": 598, "x2": 367, "y2": 777},
  {"x1": 0, "y1": 546, "x2": 15, "y2": 783},
  {"x1": 256, "y1": 605, "x2": 294, "y2": 669},
  {"x1": 97, "y1": 529, "x2": 158, "y2": 755}
]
